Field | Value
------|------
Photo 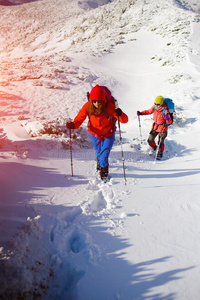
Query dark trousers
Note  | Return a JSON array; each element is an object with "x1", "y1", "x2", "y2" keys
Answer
[{"x1": 148, "y1": 129, "x2": 167, "y2": 147}]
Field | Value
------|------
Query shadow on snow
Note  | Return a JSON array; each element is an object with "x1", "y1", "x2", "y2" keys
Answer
[{"x1": 0, "y1": 200, "x2": 194, "y2": 299}]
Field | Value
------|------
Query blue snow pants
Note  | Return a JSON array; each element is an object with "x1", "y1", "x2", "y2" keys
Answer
[{"x1": 90, "y1": 133, "x2": 115, "y2": 168}]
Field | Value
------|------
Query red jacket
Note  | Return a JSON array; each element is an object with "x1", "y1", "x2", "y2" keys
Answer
[
  {"x1": 73, "y1": 102, "x2": 128, "y2": 138},
  {"x1": 141, "y1": 104, "x2": 172, "y2": 132}
]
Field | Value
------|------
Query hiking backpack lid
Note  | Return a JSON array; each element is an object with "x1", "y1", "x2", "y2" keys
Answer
[
  {"x1": 163, "y1": 98, "x2": 175, "y2": 113},
  {"x1": 100, "y1": 86, "x2": 116, "y2": 105}
]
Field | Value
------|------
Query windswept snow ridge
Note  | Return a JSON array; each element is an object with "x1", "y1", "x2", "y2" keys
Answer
[{"x1": 1, "y1": 0, "x2": 200, "y2": 299}]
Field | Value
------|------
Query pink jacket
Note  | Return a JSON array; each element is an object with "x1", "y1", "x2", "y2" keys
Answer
[{"x1": 141, "y1": 104, "x2": 172, "y2": 132}]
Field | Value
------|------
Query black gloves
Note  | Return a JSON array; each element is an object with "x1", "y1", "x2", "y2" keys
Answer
[
  {"x1": 137, "y1": 111, "x2": 141, "y2": 116},
  {"x1": 115, "y1": 108, "x2": 122, "y2": 117},
  {"x1": 66, "y1": 122, "x2": 75, "y2": 129}
]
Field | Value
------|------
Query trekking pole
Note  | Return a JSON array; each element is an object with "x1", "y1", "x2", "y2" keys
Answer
[
  {"x1": 69, "y1": 128, "x2": 74, "y2": 176},
  {"x1": 117, "y1": 117, "x2": 127, "y2": 185},
  {"x1": 138, "y1": 115, "x2": 142, "y2": 144},
  {"x1": 154, "y1": 127, "x2": 165, "y2": 163}
]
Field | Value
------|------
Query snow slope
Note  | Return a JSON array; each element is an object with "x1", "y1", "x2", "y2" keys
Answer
[{"x1": 1, "y1": 0, "x2": 200, "y2": 299}]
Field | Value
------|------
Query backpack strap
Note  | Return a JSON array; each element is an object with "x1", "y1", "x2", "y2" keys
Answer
[
  {"x1": 153, "y1": 106, "x2": 168, "y2": 126},
  {"x1": 103, "y1": 105, "x2": 117, "y2": 132},
  {"x1": 162, "y1": 108, "x2": 168, "y2": 126},
  {"x1": 87, "y1": 103, "x2": 117, "y2": 136},
  {"x1": 162, "y1": 108, "x2": 166, "y2": 118}
]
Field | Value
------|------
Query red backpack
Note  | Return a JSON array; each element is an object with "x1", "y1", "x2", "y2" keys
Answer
[{"x1": 87, "y1": 86, "x2": 116, "y2": 105}]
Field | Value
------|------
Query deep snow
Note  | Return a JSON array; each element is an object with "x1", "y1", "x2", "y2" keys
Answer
[{"x1": 1, "y1": 0, "x2": 200, "y2": 299}]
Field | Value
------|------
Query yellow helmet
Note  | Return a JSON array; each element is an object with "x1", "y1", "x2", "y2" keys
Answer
[{"x1": 154, "y1": 96, "x2": 164, "y2": 105}]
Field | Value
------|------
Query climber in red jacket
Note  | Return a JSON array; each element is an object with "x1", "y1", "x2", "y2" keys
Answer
[
  {"x1": 67, "y1": 85, "x2": 128, "y2": 179},
  {"x1": 137, "y1": 96, "x2": 172, "y2": 159}
]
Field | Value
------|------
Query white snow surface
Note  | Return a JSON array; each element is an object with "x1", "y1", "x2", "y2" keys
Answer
[{"x1": 1, "y1": 0, "x2": 200, "y2": 299}]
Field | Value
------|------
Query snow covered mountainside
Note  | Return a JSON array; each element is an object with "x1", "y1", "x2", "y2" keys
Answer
[{"x1": 1, "y1": 0, "x2": 200, "y2": 299}]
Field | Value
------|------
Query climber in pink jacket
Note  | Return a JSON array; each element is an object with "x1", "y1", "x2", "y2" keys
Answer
[{"x1": 137, "y1": 96, "x2": 173, "y2": 159}]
